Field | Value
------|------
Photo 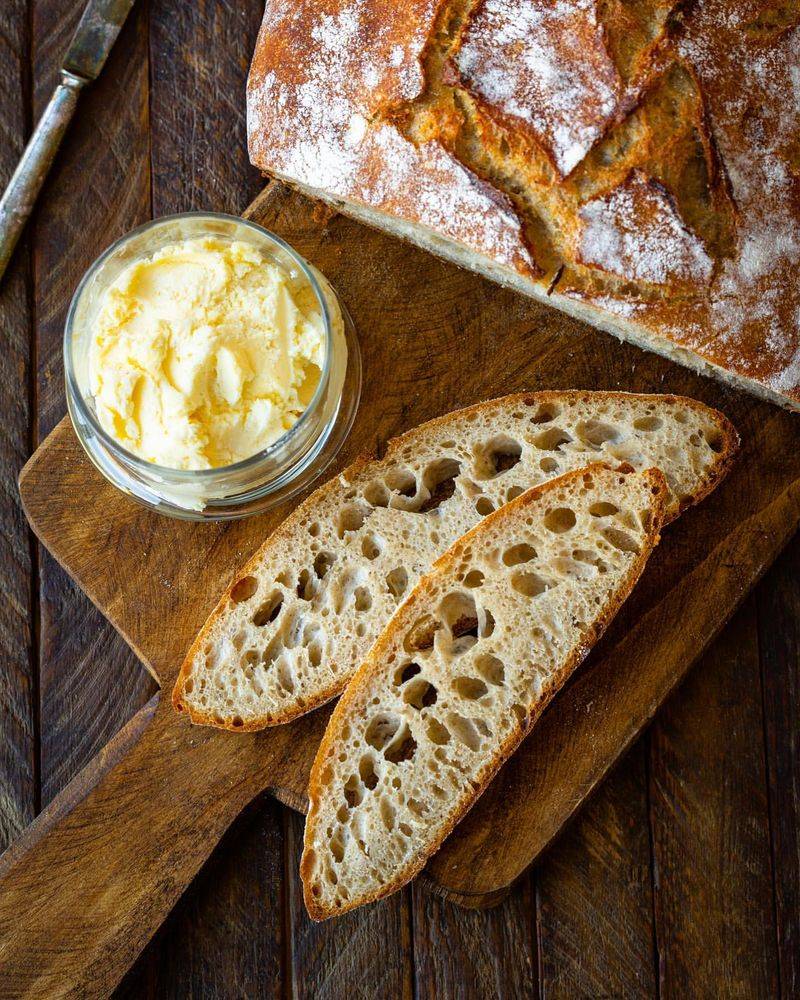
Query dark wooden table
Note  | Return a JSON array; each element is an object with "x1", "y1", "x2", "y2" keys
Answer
[{"x1": 1, "y1": 3, "x2": 797, "y2": 997}]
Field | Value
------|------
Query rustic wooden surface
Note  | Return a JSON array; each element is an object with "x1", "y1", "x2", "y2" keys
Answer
[{"x1": 0, "y1": 2, "x2": 798, "y2": 997}]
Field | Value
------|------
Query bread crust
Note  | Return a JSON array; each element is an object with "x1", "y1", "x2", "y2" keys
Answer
[
  {"x1": 171, "y1": 390, "x2": 738, "y2": 730},
  {"x1": 301, "y1": 464, "x2": 668, "y2": 919},
  {"x1": 247, "y1": 0, "x2": 800, "y2": 409}
]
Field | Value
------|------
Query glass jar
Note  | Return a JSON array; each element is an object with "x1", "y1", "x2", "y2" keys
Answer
[{"x1": 64, "y1": 212, "x2": 361, "y2": 521}]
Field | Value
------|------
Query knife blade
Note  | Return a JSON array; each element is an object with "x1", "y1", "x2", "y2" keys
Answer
[
  {"x1": 0, "y1": 0, "x2": 137, "y2": 282},
  {"x1": 63, "y1": 0, "x2": 137, "y2": 81}
]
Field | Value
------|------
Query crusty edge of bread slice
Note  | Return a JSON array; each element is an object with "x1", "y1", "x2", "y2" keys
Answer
[
  {"x1": 171, "y1": 390, "x2": 739, "y2": 729},
  {"x1": 300, "y1": 464, "x2": 670, "y2": 919}
]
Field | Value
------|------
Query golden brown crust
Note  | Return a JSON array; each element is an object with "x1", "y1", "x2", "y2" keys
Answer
[
  {"x1": 301, "y1": 464, "x2": 669, "y2": 919},
  {"x1": 247, "y1": 0, "x2": 800, "y2": 408},
  {"x1": 171, "y1": 390, "x2": 738, "y2": 730}
]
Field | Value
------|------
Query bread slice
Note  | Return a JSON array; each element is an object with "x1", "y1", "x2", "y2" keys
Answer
[
  {"x1": 172, "y1": 391, "x2": 738, "y2": 730},
  {"x1": 301, "y1": 464, "x2": 667, "y2": 918}
]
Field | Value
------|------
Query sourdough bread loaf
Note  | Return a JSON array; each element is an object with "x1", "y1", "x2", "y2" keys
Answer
[
  {"x1": 301, "y1": 464, "x2": 667, "y2": 918},
  {"x1": 246, "y1": 0, "x2": 800, "y2": 410},
  {"x1": 172, "y1": 391, "x2": 737, "y2": 730}
]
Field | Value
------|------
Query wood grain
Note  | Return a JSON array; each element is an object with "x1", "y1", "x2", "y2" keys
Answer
[
  {"x1": 756, "y1": 535, "x2": 800, "y2": 1000},
  {"x1": 0, "y1": 0, "x2": 36, "y2": 852},
  {"x1": 649, "y1": 598, "x2": 779, "y2": 997},
  {"x1": 116, "y1": 795, "x2": 286, "y2": 999},
  {"x1": 412, "y1": 876, "x2": 536, "y2": 998},
  {"x1": 536, "y1": 748, "x2": 657, "y2": 997},
  {"x1": 6, "y1": 181, "x2": 800, "y2": 995}
]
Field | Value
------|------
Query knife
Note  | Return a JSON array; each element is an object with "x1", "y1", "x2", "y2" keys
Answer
[{"x1": 0, "y1": 0, "x2": 136, "y2": 283}]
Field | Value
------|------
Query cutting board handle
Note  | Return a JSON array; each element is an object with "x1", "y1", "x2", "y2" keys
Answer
[{"x1": 0, "y1": 694, "x2": 269, "y2": 999}]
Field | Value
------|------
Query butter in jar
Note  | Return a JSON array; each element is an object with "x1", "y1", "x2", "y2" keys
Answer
[{"x1": 88, "y1": 237, "x2": 326, "y2": 470}]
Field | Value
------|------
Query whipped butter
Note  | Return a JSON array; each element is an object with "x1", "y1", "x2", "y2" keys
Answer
[{"x1": 88, "y1": 237, "x2": 326, "y2": 469}]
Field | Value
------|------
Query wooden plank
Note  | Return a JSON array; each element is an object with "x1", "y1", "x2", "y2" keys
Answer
[
  {"x1": 284, "y1": 810, "x2": 413, "y2": 1000},
  {"x1": 148, "y1": 0, "x2": 263, "y2": 217},
  {"x1": 756, "y1": 533, "x2": 800, "y2": 999},
  {"x1": 412, "y1": 877, "x2": 537, "y2": 997},
  {"x1": 536, "y1": 746, "x2": 657, "y2": 997},
  {"x1": 115, "y1": 795, "x2": 286, "y2": 999},
  {"x1": 0, "y1": 0, "x2": 36, "y2": 851},
  {"x1": 649, "y1": 596, "x2": 779, "y2": 997},
  {"x1": 29, "y1": 0, "x2": 156, "y2": 808}
]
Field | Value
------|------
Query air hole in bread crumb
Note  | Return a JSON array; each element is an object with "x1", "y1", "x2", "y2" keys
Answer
[
  {"x1": 453, "y1": 676, "x2": 489, "y2": 700},
  {"x1": 394, "y1": 661, "x2": 421, "y2": 686},
  {"x1": 359, "y1": 755, "x2": 379, "y2": 790},
  {"x1": 366, "y1": 713, "x2": 401, "y2": 751},
  {"x1": 363, "y1": 481, "x2": 390, "y2": 507},
  {"x1": 276, "y1": 659, "x2": 295, "y2": 694},
  {"x1": 399, "y1": 822, "x2": 413, "y2": 837},
  {"x1": 633, "y1": 415, "x2": 663, "y2": 432},
  {"x1": 540, "y1": 457, "x2": 559, "y2": 474},
  {"x1": 602, "y1": 527, "x2": 641, "y2": 552},
  {"x1": 230, "y1": 576, "x2": 258, "y2": 603},
  {"x1": 313, "y1": 551, "x2": 335, "y2": 579},
  {"x1": 403, "y1": 678, "x2": 438, "y2": 710},
  {"x1": 463, "y1": 569, "x2": 485, "y2": 588},
  {"x1": 512, "y1": 572, "x2": 551, "y2": 598},
  {"x1": 308, "y1": 522, "x2": 321, "y2": 537},
  {"x1": 354, "y1": 586, "x2": 372, "y2": 612},
  {"x1": 408, "y1": 797, "x2": 428, "y2": 818},
  {"x1": 419, "y1": 457, "x2": 461, "y2": 512},
  {"x1": 543, "y1": 507, "x2": 577, "y2": 533},
  {"x1": 533, "y1": 427, "x2": 572, "y2": 451},
  {"x1": 385, "y1": 467, "x2": 417, "y2": 498},
  {"x1": 343, "y1": 775, "x2": 362, "y2": 808},
  {"x1": 403, "y1": 613, "x2": 440, "y2": 652},
  {"x1": 426, "y1": 717, "x2": 451, "y2": 745},
  {"x1": 474, "y1": 435, "x2": 522, "y2": 479},
  {"x1": 475, "y1": 497, "x2": 495, "y2": 516},
  {"x1": 330, "y1": 828, "x2": 346, "y2": 862},
  {"x1": 337, "y1": 504, "x2": 368, "y2": 538},
  {"x1": 386, "y1": 567, "x2": 409, "y2": 600},
  {"x1": 502, "y1": 543, "x2": 537, "y2": 566},
  {"x1": 506, "y1": 485, "x2": 525, "y2": 501},
  {"x1": 704, "y1": 428, "x2": 724, "y2": 452},
  {"x1": 589, "y1": 501, "x2": 619, "y2": 517},
  {"x1": 529, "y1": 403, "x2": 559, "y2": 423},
  {"x1": 576, "y1": 419, "x2": 619, "y2": 447},
  {"x1": 446, "y1": 712, "x2": 482, "y2": 752},
  {"x1": 296, "y1": 569, "x2": 316, "y2": 601},
  {"x1": 439, "y1": 591, "x2": 479, "y2": 637},
  {"x1": 476, "y1": 654, "x2": 505, "y2": 686},
  {"x1": 252, "y1": 591, "x2": 283, "y2": 627},
  {"x1": 383, "y1": 723, "x2": 417, "y2": 764},
  {"x1": 362, "y1": 534, "x2": 383, "y2": 559},
  {"x1": 380, "y1": 797, "x2": 396, "y2": 831}
]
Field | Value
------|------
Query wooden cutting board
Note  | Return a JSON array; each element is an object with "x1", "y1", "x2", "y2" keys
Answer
[{"x1": 3, "y1": 182, "x2": 800, "y2": 999}]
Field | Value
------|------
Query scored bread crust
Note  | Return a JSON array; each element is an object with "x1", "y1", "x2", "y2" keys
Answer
[
  {"x1": 247, "y1": 0, "x2": 800, "y2": 410},
  {"x1": 171, "y1": 390, "x2": 738, "y2": 730},
  {"x1": 301, "y1": 464, "x2": 668, "y2": 919}
]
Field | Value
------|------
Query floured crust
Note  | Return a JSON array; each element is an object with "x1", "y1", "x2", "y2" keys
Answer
[
  {"x1": 301, "y1": 464, "x2": 668, "y2": 919},
  {"x1": 247, "y1": 0, "x2": 800, "y2": 409},
  {"x1": 171, "y1": 390, "x2": 737, "y2": 732}
]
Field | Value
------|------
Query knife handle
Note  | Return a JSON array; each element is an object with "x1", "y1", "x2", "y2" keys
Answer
[{"x1": 0, "y1": 70, "x2": 86, "y2": 281}]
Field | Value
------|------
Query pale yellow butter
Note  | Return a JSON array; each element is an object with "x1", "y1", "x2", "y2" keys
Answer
[{"x1": 88, "y1": 237, "x2": 325, "y2": 469}]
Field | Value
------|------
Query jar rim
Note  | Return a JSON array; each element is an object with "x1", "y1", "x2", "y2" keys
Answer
[{"x1": 63, "y1": 211, "x2": 335, "y2": 481}]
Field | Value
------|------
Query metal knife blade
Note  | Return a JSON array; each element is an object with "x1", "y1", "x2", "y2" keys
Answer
[{"x1": 63, "y1": 0, "x2": 137, "y2": 81}]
